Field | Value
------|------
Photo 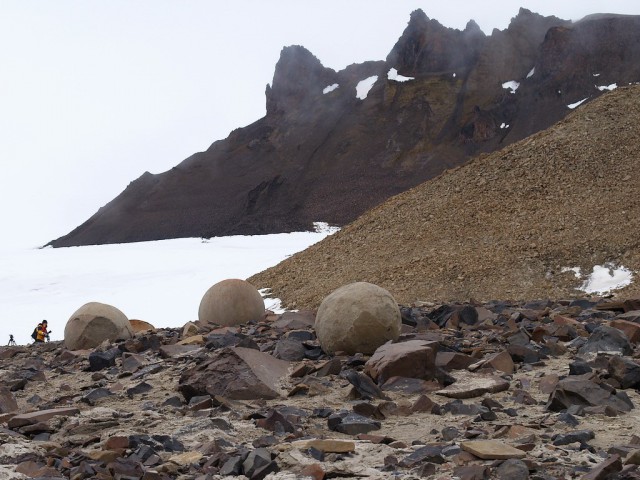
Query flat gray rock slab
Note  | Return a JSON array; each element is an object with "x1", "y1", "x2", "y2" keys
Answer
[{"x1": 435, "y1": 371, "x2": 510, "y2": 399}]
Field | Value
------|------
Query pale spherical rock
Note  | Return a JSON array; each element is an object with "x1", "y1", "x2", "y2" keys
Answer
[
  {"x1": 198, "y1": 279, "x2": 265, "y2": 327},
  {"x1": 315, "y1": 282, "x2": 401, "y2": 355},
  {"x1": 64, "y1": 302, "x2": 134, "y2": 350}
]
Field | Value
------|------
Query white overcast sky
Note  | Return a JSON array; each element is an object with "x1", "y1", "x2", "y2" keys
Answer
[{"x1": 0, "y1": 1, "x2": 637, "y2": 249}]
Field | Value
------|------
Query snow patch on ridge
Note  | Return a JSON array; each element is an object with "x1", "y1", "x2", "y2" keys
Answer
[
  {"x1": 323, "y1": 83, "x2": 339, "y2": 94},
  {"x1": 356, "y1": 76, "x2": 378, "y2": 100},
  {"x1": 502, "y1": 80, "x2": 520, "y2": 93},
  {"x1": 387, "y1": 68, "x2": 414, "y2": 82},
  {"x1": 526, "y1": 67, "x2": 535, "y2": 78},
  {"x1": 596, "y1": 83, "x2": 617, "y2": 91},
  {"x1": 567, "y1": 98, "x2": 588, "y2": 109}
]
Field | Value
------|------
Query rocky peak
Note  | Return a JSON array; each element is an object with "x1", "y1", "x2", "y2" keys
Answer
[
  {"x1": 386, "y1": 9, "x2": 483, "y2": 77},
  {"x1": 266, "y1": 45, "x2": 336, "y2": 116},
  {"x1": 463, "y1": 19, "x2": 483, "y2": 36},
  {"x1": 504, "y1": 7, "x2": 568, "y2": 46}
]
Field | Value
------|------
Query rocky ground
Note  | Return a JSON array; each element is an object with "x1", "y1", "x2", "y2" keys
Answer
[
  {"x1": 249, "y1": 85, "x2": 640, "y2": 310},
  {"x1": 2, "y1": 297, "x2": 640, "y2": 479}
]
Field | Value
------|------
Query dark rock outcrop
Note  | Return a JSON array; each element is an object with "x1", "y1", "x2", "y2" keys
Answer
[{"x1": 48, "y1": 10, "x2": 640, "y2": 247}]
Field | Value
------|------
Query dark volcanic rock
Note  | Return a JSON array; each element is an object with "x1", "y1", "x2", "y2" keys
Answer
[
  {"x1": 178, "y1": 347, "x2": 289, "y2": 401},
  {"x1": 328, "y1": 412, "x2": 381, "y2": 435},
  {"x1": 364, "y1": 340, "x2": 437, "y2": 384},
  {"x1": 578, "y1": 326, "x2": 633, "y2": 356},
  {"x1": 546, "y1": 378, "x2": 634, "y2": 413},
  {"x1": 48, "y1": 12, "x2": 640, "y2": 247},
  {"x1": 88, "y1": 348, "x2": 120, "y2": 372},
  {"x1": 608, "y1": 356, "x2": 640, "y2": 389}
]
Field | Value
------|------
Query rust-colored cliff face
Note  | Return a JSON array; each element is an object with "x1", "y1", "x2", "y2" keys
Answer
[{"x1": 48, "y1": 9, "x2": 640, "y2": 247}]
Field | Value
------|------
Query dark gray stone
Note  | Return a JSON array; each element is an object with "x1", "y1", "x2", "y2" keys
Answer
[
  {"x1": 399, "y1": 446, "x2": 445, "y2": 467},
  {"x1": 547, "y1": 378, "x2": 634, "y2": 413},
  {"x1": 273, "y1": 338, "x2": 306, "y2": 361},
  {"x1": 81, "y1": 387, "x2": 113, "y2": 405},
  {"x1": 88, "y1": 348, "x2": 120, "y2": 371},
  {"x1": 442, "y1": 426, "x2": 460, "y2": 441},
  {"x1": 496, "y1": 458, "x2": 529, "y2": 480},
  {"x1": 608, "y1": 356, "x2": 640, "y2": 389},
  {"x1": 578, "y1": 326, "x2": 632, "y2": 356},
  {"x1": 552, "y1": 430, "x2": 595, "y2": 446},
  {"x1": 220, "y1": 456, "x2": 243, "y2": 476},
  {"x1": 127, "y1": 381, "x2": 153, "y2": 396},
  {"x1": 328, "y1": 412, "x2": 381, "y2": 435},
  {"x1": 569, "y1": 360, "x2": 592, "y2": 376}
]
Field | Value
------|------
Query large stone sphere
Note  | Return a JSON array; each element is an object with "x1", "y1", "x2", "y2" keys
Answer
[
  {"x1": 198, "y1": 279, "x2": 264, "y2": 326},
  {"x1": 64, "y1": 302, "x2": 134, "y2": 350},
  {"x1": 315, "y1": 282, "x2": 401, "y2": 355}
]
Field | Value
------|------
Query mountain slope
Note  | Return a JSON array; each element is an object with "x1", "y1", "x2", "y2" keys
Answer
[
  {"x1": 48, "y1": 10, "x2": 640, "y2": 247},
  {"x1": 249, "y1": 85, "x2": 640, "y2": 308}
]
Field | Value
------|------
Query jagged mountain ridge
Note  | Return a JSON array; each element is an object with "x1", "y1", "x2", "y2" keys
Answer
[{"x1": 48, "y1": 9, "x2": 640, "y2": 247}]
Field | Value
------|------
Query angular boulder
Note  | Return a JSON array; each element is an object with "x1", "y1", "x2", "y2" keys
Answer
[
  {"x1": 198, "y1": 279, "x2": 264, "y2": 327},
  {"x1": 608, "y1": 356, "x2": 640, "y2": 389},
  {"x1": 315, "y1": 282, "x2": 401, "y2": 355},
  {"x1": 178, "y1": 347, "x2": 290, "y2": 401},
  {"x1": 0, "y1": 387, "x2": 18, "y2": 414},
  {"x1": 364, "y1": 340, "x2": 438, "y2": 384},
  {"x1": 64, "y1": 302, "x2": 133, "y2": 350},
  {"x1": 578, "y1": 326, "x2": 632, "y2": 356},
  {"x1": 546, "y1": 378, "x2": 634, "y2": 413},
  {"x1": 610, "y1": 319, "x2": 640, "y2": 343}
]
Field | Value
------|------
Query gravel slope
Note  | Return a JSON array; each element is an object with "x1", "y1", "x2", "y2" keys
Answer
[{"x1": 249, "y1": 85, "x2": 640, "y2": 308}]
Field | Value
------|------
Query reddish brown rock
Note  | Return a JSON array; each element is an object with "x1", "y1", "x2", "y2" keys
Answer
[
  {"x1": 178, "y1": 347, "x2": 290, "y2": 401},
  {"x1": 129, "y1": 319, "x2": 155, "y2": 333},
  {"x1": 483, "y1": 350, "x2": 515, "y2": 374},
  {"x1": 611, "y1": 319, "x2": 640, "y2": 343},
  {"x1": 436, "y1": 351, "x2": 476, "y2": 371},
  {"x1": 538, "y1": 374, "x2": 559, "y2": 394},
  {"x1": 582, "y1": 454, "x2": 622, "y2": 480},
  {"x1": 299, "y1": 463, "x2": 325, "y2": 480},
  {"x1": 0, "y1": 387, "x2": 18, "y2": 413},
  {"x1": 364, "y1": 340, "x2": 438, "y2": 383},
  {"x1": 8, "y1": 407, "x2": 80, "y2": 429}
]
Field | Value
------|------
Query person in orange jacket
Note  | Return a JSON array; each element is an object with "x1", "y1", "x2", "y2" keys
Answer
[{"x1": 33, "y1": 320, "x2": 49, "y2": 343}]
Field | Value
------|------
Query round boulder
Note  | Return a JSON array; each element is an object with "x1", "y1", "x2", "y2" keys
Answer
[
  {"x1": 64, "y1": 302, "x2": 134, "y2": 350},
  {"x1": 315, "y1": 282, "x2": 401, "y2": 355},
  {"x1": 198, "y1": 279, "x2": 264, "y2": 327}
]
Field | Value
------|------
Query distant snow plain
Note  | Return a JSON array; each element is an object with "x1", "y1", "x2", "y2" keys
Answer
[
  {"x1": 0, "y1": 224, "x2": 338, "y2": 346},
  {"x1": 0, "y1": 222, "x2": 632, "y2": 347}
]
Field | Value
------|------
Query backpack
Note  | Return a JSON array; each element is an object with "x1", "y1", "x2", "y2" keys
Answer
[{"x1": 31, "y1": 327, "x2": 38, "y2": 340}]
